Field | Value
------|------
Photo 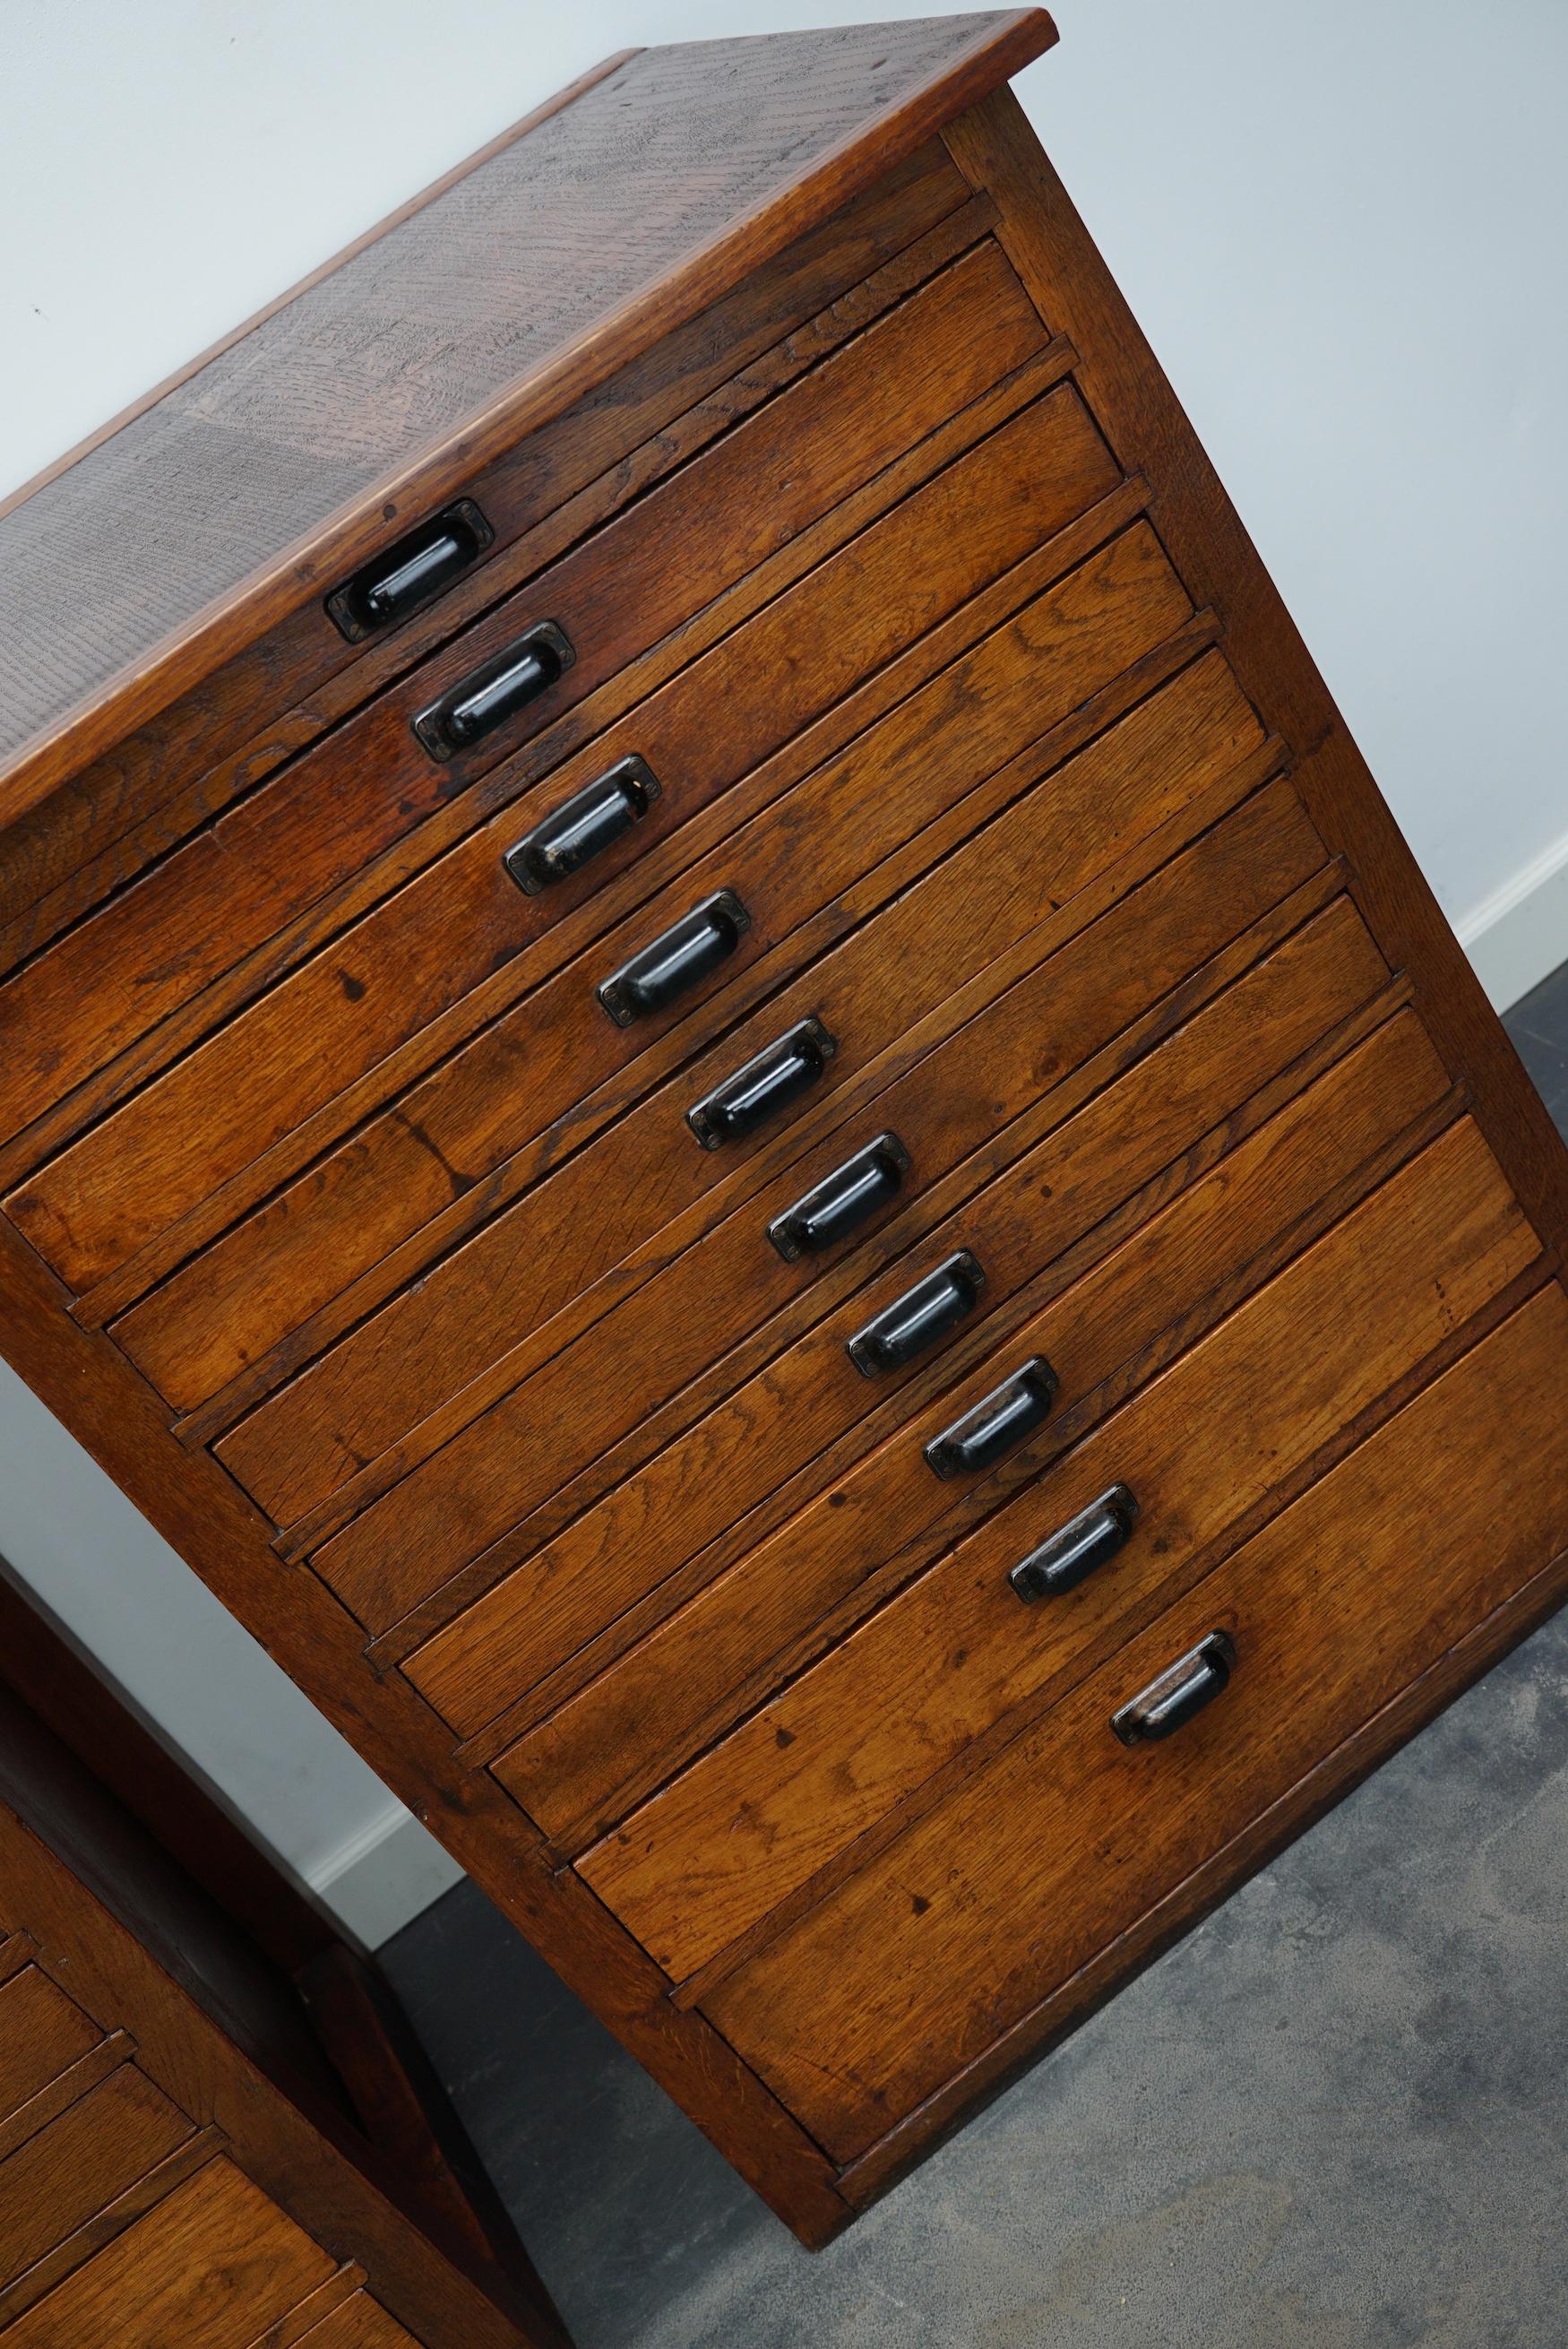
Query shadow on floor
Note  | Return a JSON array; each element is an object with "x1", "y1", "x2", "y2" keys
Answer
[{"x1": 382, "y1": 982, "x2": 1568, "y2": 2349}]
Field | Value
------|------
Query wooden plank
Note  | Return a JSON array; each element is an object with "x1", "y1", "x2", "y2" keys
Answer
[
  {"x1": 417, "y1": 893, "x2": 1391, "y2": 1740},
  {"x1": 583, "y1": 1110, "x2": 1530, "y2": 1974},
  {"x1": 702, "y1": 1282, "x2": 1568, "y2": 2159},
  {"x1": 496, "y1": 1014, "x2": 1458, "y2": 1842}
]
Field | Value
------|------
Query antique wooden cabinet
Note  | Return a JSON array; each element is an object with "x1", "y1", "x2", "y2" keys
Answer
[
  {"x1": 0, "y1": 1564, "x2": 567, "y2": 2344},
  {"x1": 2, "y1": 13, "x2": 1566, "y2": 2246}
]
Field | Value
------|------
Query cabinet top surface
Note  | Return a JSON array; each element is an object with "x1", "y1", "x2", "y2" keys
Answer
[{"x1": 0, "y1": 10, "x2": 1055, "y2": 808}]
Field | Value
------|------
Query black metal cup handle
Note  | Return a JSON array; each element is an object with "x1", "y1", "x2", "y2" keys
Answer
[
  {"x1": 597, "y1": 889, "x2": 750, "y2": 1026},
  {"x1": 687, "y1": 1018, "x2": 836, "y2": 1150},
  {"x1": 413, "y1": 620, "x2": 574, "y2": 759},
  {"x1": 326, "y1": 497, "x2": 494, "y2": 641},
  {"x1": 767, "y1": 1133, "x2": 909, "y2": 1262},
  {"x1": 924, "y1": 1356, "x2": 1058, "y2": 1481},
  {"x1": 504, "y1": 756, "x2": 660, "y2": 894},
  {"x1": 1111, "y1": 1629, "x2": 1236, "y2": 1747},
  {"x1": 847, "y1": 1251, "x2": 984, "y2": 1379},
  {"x1": 1011, "y1": 1484, "x2": 1139, "y2": 1602}
]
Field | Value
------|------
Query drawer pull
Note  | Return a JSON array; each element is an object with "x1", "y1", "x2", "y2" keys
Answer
[
  {"x1": 924, "y1": 1355, "x2": 1058, "y2": 1480},
  {"x1": 325, "y1": 498, "x2": 494, "y2": 640},
  {"x1": 504, "y1": 756, "x2": 660, "y2": 894},
  {"x1": 1010, "y1": 1484, "x2": 1139, "y2": 1602},
  {"x1": 767, "y1": 1132, "x2": 910, "y2": 1261},
  {"x1": 687, "y1": 1018, "x2": 837, "y2": 1150},
  {"x1": 847, "y1": 1251, "x2": 984, "y2": 1379},
  {"x1": 412, "y1": 620, "x2": 575, "y2": 759},
  {"x1": 1111, "y1": 1629, "x2": 1236, "y2": 1747},
  {"x1": 597, "y1": 889, "x2": 750, "y2": 1026}
]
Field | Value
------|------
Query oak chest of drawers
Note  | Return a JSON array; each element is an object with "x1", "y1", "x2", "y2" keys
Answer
[{"x1": 3, "y1": 12, "x2": 1566, "y2": 2247}]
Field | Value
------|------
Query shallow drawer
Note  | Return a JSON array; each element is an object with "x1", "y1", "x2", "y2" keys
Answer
[
  {"x1": 701, "y1": 1279, "x2": 1568, "y2": 2161},
  {"x1": 0, "y1": 1967, "x2": 99, "y2": 2120},
  {"x1": 273, "y1": 780, "x2": 1326, "y2": 1628},
  {"x1": 0, "y1": 237, "x2": 1045, "y2": 1172},
  {"x1": 418, "y1": 894, "x2": 1393, "y2": 1743},
  {"x1": 2, "y1": 2156, "x2": 332, "y2": 2348},
  {"x1": 578, "y1": 1107, "x2": 1529, "y2": 1972},
  {"x1": 495, "y1": 1006, "x2": 1460, "y2": 1841},
  {"x1": 0, "y1": 2064, "x2": 191, "y2": 2294},
  {"x1": 101, "y1": 384, "x2": 1123, "y2": 1392}
]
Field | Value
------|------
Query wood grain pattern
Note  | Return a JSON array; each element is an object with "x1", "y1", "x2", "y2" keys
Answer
[
  {"x1": 582, "y1": 1108, "x2": 1527, "y2": 1973},
  {"x1": 416, "y1": 891, "x2": 1389, "y2": 1740},
  {"x1": 1, "y1": 2157, "x2": 333, "y2": 2346},
  {"x1": 0, "y1": 2064, "x2": 192, "y2": 2295},
  {"x1": 208, "y1": 522, "x2": 1200, "y2": 1531},
  {"x1": 1, "y1": 238, "x2": 1045, "y2": 1186},
  {"x1": 72, "y1": 361, "x2": 1100, "y2": 1343},
  {"x1": 0, "y1": 15, "x2": 1054, "y2": 799},
  {"x1": 703, "y1": 1282, "x2": 1568, "y2": 2159},
  {"x1": 495, "y1": 1008, "x2": 1455, "y2": 1843},
  {"x1": 298, "y1": 779, "x2": 1323, "y2": 1628},
  {"x1": 115, "y1": 456, "x2": 1150, "y2": 1435},
  {"x1": 22, "y1": 344, "x2": 1098, "y2": 1322}
]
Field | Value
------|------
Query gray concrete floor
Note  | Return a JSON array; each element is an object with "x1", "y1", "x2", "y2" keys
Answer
[{"x1": 383, "y1": 965, "x2": 1568, "y2": 2348}]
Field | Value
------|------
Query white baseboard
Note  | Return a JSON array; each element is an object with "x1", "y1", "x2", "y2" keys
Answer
[
  {"x1": 306, "y1": 1799, "x2": 466, "y2": 1949},
  {"x1": 1457, "y1": 826, "x2": 1568, "y2": 1013}
]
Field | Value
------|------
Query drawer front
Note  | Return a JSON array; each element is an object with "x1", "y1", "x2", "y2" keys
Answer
[
  {"x1": 702, "y1": 1281, "x2": 1568, "y2": 2160},
  {"x1": 0, "y1": 2064, "x2": 192, "y2": 2299},
  {"x1": 578, "y1": 1109, "x2": 1529, "y2": 1973},
  {"x1": 495, "y1": 1003, "x2": 1457, "y2": 1841},
  {"x1": 286, "y1": 781, "x2": 1326, "y2": 1630},
  {"x1": 207, "y1": 531, "x2": 1229, "y2": 1531},
  {"x1": 0, "y1": 237, "x2": 1045, "y2": 1169},
  {"x1": 419, "y1": 895, "x2": 1393, "y2": 1744},
  {"x1": 0, "y1": 1968, "x2": 99, "y2": 2120},
  {"x1": 2, "y1": 2156, "x2": 333, "y2": 2348},
  {"x1": 106, "y1": 383, "x2": 1124, "y2": 1401}
]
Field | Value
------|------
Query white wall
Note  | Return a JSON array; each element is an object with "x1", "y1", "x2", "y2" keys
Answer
[{"x1": 3, "y1": 1, "x2": 1564, "y2": 1939}]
